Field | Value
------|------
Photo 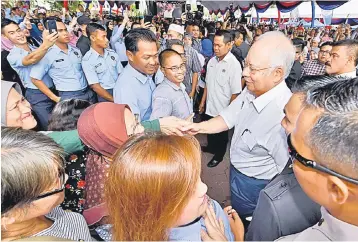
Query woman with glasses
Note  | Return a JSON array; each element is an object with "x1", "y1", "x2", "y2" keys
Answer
[
  {"x1": 1, "y1": 127, "x2": 93, "y2": 241},
  {"x1": 150, "y1": 49, "x2": 193, "y2": 120}
]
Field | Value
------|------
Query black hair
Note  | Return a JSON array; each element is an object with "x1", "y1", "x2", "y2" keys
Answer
[
  {"x1": 232, "y1": 29, "x2": 246, "y2": 41},
  {"x1": 1, "y1": 18, "x2": 18, "y2": 34},
  {"x1": 320, "y1": 41, "x2": 333, "y2": 48},
  {"x1": 159, "y1": 49, "x2": 181, "y2": 67},
  {"x1": 124, "y1": 28, "x2": 157, "y2": 53},
  {"x1": 332, "y1": 39, "x2": 358, "y2": 65},
  {"x1": 215, "y1": 30, "x2": 233, "y2": 44},
  {"x1": 11, "y1": 7, "x2": 19, "y2": 11},
  {"x1": 47, "y1": 99, "x2": 91, "y2": 131},
  {"x1": 86, "y1": 22, "x2": 106, "y2": 38},
  {"x1": 207, "y1": 23, "x2": 216, "y2": 34}
]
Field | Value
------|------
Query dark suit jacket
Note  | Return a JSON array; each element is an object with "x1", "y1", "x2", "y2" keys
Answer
[
  {"x1": 285, "y1": 60, "x2": 302, "y2": 90},
  {"x1": 245, "y1": 161, "x2": 321, "y2": 241}
]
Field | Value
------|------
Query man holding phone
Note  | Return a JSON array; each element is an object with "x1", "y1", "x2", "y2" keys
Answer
[
  {"x1": 3, "y1": 18, "x2": 58, "y2": 130},
  {"x1": 30, "y1": 18, "x2": 96, "y2": 104}
]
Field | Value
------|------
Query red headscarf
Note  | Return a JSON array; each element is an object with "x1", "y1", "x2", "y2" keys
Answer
[{"x1": 77, "y1": 102, "x2": 129, "y2": 158}]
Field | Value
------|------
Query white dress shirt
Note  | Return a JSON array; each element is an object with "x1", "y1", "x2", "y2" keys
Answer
[
  {"x1": 206, "y1": 52, "x2": 242, "y2": 117},
  {"x1": 220, "y1": 81, "x2": 292, "y2": 180}
]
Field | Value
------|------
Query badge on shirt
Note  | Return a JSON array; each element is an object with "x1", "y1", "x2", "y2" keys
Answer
[
  {"x1": 55, "y1": 59, "x2": 64, "y2": 62},
  {"x1": 74, "y1": 51, "x2": 79, "y2": 56},
  {"x1": 222, "y1": 69, "x2": 226, "y2": 73},
  {"x1": 95, "y1": 63, "x2": 102, "y2": 68},
  {"x1": 111, "y1": 56, "x2": 115, "y2": 61}
]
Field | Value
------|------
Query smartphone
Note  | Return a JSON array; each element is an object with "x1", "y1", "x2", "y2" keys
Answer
[
  {"x1": 47, "y1": 20, "x2": 57, "y2": 34},
  {"x1": 144, "y1": 15, "x2": 154, "y2": 23}
]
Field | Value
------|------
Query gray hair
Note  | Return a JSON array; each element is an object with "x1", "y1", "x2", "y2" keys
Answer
[
  {"x1": 305, "y1": 77, "x2": 358, "y2": 179},
  {"x1": 1, "y1": 127, "x2": 65, "y2": 215},
  {"x1": 256, "y1": 31, "x2": 296, "y2": 79},
  {"x1": 291, "y1": 75, "x2": 345, "y2": 94},
  {"x1": 166, "y1": 39, "x2": 184, "y2": 50}
]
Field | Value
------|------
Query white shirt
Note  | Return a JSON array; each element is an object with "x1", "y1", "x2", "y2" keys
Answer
[
  {"x1": 206, "y1": 52, "x2": 242, "y2": 117},
  {"x1": 336, "y1": 70, "x2": 357, "y2": 79},
  {"x1": 220, "y1": 81, "x2": 292, "y2": 180}
]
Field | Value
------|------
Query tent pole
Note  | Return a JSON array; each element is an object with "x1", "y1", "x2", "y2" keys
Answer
[{"x1": 311, "y1": 0, "x2": 315, "y2": 27}]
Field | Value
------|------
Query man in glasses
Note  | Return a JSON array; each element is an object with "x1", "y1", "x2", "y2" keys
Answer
[
  {"x1": 301, "y1": 42, "x2": 332, "y2": 77},
  {"x1": 282, "y1": 78, "x2": 358, "y2": 240},
  {"x1": 150, "y1": 49, "x2": 192, "y2": 120},
  {"x1": 182, "y1": 32, "x2": 294, "y2": 218},
  {"x1": 325, "y1": 39, "x2": 358, "y2": 78},
  {"x1": 246, "y1": 75, "x2": 342, "y2": 241}
]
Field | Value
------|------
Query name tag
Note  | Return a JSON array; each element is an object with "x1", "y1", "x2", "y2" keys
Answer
[{"x1": 55, "y1": 59, "x2": 64, "y2": 62}]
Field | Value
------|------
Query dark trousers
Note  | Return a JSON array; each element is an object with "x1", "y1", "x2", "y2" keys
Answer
[
  {"x1": 230, "y1": 165, "x2": 270, "y2": 217},
  {"x1": 25, "y1": 88, "x2": 55, "y2": 131},
  {"x1": 202, "y1": 114, "x2": 229, "y2": 161},
  {"x1": 59, "y1": 88, "x2": 97, "y2": 104},
  {"x1": 97, "y1": 88, "x2": 113, "y2": 103}
]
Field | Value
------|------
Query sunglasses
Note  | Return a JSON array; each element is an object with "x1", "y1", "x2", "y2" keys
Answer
[
  {"x1": 287, "y1": 134, "x2": 358, "y2": 185},
  {"x1": 35, "y1": 169, "x2": 67, "y2": 200}
]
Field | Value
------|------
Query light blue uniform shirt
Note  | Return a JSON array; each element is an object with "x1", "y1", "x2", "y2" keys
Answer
[
  {"x1": 82, "y1": 48, "x2": 123, "y2": 89},
  {"x1": 7, "y1": 45, "x2": 54, "y2": 89},
  {"x1": 113, "y1": 63, "x2": 155, "y2": 121},
  {"x1": 30, "y1": 45, "x2": 88, "y2": 91},
  {"x1": 110, "y1": 25, "x2": 128, "y2": 62}
]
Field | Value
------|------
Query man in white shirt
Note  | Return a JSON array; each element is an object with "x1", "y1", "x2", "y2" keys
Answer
[
  {"x1": 199, "y1": 30, "x2": 242, "y2": 168},
  {"x1": 183, "y1": 31, "x2": 295, "y2": 217},
  {"x1": 325, "y1": 39, "x2": 358, "y2": 78}
]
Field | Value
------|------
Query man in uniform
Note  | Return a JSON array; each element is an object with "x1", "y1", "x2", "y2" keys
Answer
[
  {"x1": 277, "y1": 78, "x2": 358, "y2": 240},
  {"x1": 3, "y1": 18, "x2": 58, "y2": 130},
  {"x1": 113, "y1": 28, "x2": 157, "y2": 121},
  {"x1": 246, "y1": 75, "x2": 342, "y2": 241},
  {"x1": 30, "y1": 18, "x2": 96, "y2": 103},
  {"x1": 82, "y1": 23, "x2": 123, "y2": 102}
]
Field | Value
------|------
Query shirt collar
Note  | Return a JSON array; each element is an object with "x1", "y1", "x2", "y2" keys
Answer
[
  {"x1": 164, "y1": 78, "x2": 181, "y2": 91},
  {"x1": 52, "y1": 44, "x2": 72, "y2": 54},
  {"x1": 251, "y1": 81, "x2": 290, "y2": 113},
  {"x1": 127, "y1": 63, "x2": 151, "y2": 84},
  {"x1": 90, "y1": 47, "x2": 109, "y2": 58},
  {"x1": 336, "y1": 70, "x2": 357, "y2": 79},
  {"x1": 216, "y1": 51, "x2": 233, "y2": 63},
  {"x1": 320, "y1": 207, "x2": 358, "y2": 240}
]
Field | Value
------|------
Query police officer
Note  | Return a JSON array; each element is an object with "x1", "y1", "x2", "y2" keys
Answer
[
  {"x1": 30, "y1": 17, "x2": 96, "y2": 103},
  {"x1": 82, "y1": 23, "x2": 123, "y2": 102},
  {"x1": 3, "y1": 18, "x2": 58, "y2": 130}
]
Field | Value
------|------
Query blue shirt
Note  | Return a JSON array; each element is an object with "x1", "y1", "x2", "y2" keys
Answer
[
  {"x1": 82, "y1": 48, "x2": 123, "y2": 89},
  {"x1": 30, "y1": 45, "x2": 88, "y2": 91},
  {"x1": 113, "y1": 63, "x2": 155, "y2": 121},
  {"x1": 7, "y1": 45, "x2": 53, "y2": 89},
  {"x1": 169, "y1": 199, "x2": 234, "y2": 241},
  {"x1": 110, "y1": 25, "x2": 128, "y2": 62}
]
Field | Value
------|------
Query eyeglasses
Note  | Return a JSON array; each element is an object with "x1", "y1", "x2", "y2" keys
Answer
[
  {"x1": 35, "y1": 169, "x2": 67, "y2": 200},
  {"x1": 163, "y1": 63, "x2": 186, "y2": 73},
  {"x1": 243, "y1": 64, "x2": 273, "y2": 74},
  {"x1": 287, "y1": 134, "x2": 358, "y2": 185},
  {"x1": 319, "y1": 50, "x2": 331, "y2": 56}
]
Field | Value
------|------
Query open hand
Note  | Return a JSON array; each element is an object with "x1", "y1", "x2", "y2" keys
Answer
[
  {"x1": 224, "y1": 206, "x2": 245, "y2": 241},
  {"x1": 201, "y1": 203, "x2": 228, "y2": 241}
]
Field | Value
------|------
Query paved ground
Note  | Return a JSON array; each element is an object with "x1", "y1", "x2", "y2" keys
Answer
[{"x1": 196, "y1": 131, "x2": 233, "y2": 207}]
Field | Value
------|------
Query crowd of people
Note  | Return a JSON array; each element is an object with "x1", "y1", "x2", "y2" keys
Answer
[{"x1": 1, "y1": 1, "x2": 358, "y2": 241}]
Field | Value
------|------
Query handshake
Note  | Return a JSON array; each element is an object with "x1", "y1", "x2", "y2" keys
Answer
[{"x1": 159, "y1": 114, "x2": 201, "y2": 136}]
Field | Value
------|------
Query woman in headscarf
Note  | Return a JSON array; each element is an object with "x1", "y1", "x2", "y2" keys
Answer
[{"x1": 77, "y1": 102, "x2": 158, "y2": 239}]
